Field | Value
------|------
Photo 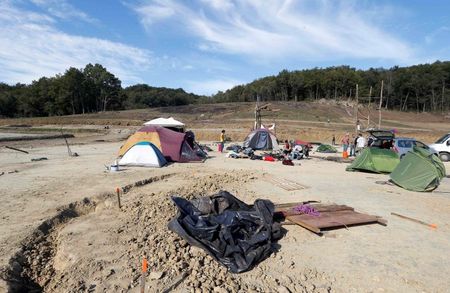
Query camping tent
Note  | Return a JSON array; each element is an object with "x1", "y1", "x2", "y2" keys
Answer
[
  {"x1": 295, "y1": 139, "x2": 312, "y2": 149},
  {"x1": 346, "y1": 148, "x2": 399, "y2": 173},
  {"x1": 316, "y1": 144, "x2": 337, "y2": 153},
  {"x1": 243, "y1": 128, "x2": 279, "y2": 151},
  {"x1": 390, "y1": 147, "x2": 446, "y2": 192},
  {"x1": 143, "y1": 117, "x2": 185, "y2": 132},
  {"x1": 118, "y1": 142, "x2": 167, "y2": 167},
  {"x1": 118, "y1": 125, "x2": 203, "y2": 162}
]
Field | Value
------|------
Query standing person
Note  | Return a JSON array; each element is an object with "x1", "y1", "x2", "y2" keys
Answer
[
  {"x1": 331, "y1": 134, "x2": 336, "y2": 146},
  {"x1": 219, "y1": 129, "x2": 225, "y2": 152},
  {"x1": 353, "y1": 134, "x2": 358, "y2": 156},
  {"x1": 356, "y1": 133, "x2": 366, "y2": 154},
  {"x1": 349, "y1": 134, "x2": 356, "y2": 157},
  {"x1": 341, "y1": 133, "x2": 349, "y2": 153}
]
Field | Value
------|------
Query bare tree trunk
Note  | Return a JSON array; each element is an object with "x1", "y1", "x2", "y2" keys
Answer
[
  {"x1": 368, "y1": 86, "x2": 372, "y2": 126},
  {"x1": 442, "y1": 81, "x2": 445, "y2": 113},
  {"x1": 355, "y1": 84, "x2": 359, "y2": 134},
  {"x1": 385, "y1": 74, "x2": 392, "y2": 109},
  {"x1": 415, "y1": 92, "x2": 419, "y2": 113},
  {"x1": 378, "y1": 80, "x2": 384, "y2": 129},
  {"x1": 431, "y1": 88, "x2": 436, "y2": 111},
  {"x1": 402, "y1": 91, "x2": 410, "y2": 111},
  {"x1": 102, "y1": 96, "x2": 110, "y2": 112},
  {"x1": 71, "y1": 96, "x2": 75, "y2": 115}
]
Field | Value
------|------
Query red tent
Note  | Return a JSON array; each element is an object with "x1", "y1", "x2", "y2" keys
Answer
[
  {"x1": 294, "y1": 139, "x2": 312, "y2": 149},
  {"x1": 119, "y1": 125, "x2": 203, "y2": 162}
]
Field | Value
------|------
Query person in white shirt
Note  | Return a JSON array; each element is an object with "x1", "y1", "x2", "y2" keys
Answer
[{"x1": 356, "y1": 133, "x2": 366, "y2": 154}]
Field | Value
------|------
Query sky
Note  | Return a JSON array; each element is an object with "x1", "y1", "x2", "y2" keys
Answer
[{"x1": 0, "y1": 0, "x2": 449, "y2": 96}]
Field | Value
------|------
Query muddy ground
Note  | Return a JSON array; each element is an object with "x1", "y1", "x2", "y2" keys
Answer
[{"x1": 0, "y1": 131, "x2": 449, "y2": 293}]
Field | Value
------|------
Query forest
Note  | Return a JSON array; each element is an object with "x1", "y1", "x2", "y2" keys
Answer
[
  {"x1": 212, "y1": 61, "x2": 450, "y2": 113},
  {"x1": 1, "y1": 61, "x2": 449, "y2": 118},
  {"x1": 0, "y1": 64, "x2": 205, "y2": 118}
]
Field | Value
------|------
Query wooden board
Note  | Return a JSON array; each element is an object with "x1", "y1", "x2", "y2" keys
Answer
[
  {"x1": 287, "y1": 210, "x2": 380, "y2": 230},
  {"x1": 264, "y1": 175, "x2": 308, "y2": 191},
  {"x1": 279, "y1": 204, "x2": 354, "y2": 217},
  {"x1": 275, "y1": 202, "x2": 386, "y2": 234}
]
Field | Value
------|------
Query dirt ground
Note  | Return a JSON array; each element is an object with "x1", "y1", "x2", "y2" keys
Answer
[{"x1": 0, "y1": 129, "x2": 449, "y2": 293}]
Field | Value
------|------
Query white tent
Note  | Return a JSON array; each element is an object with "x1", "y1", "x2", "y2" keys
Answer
[
  {"x1": 143, "y1": 117, "x2": 185, "y2": 130},
  {"x1": 118, "y1": 142, "x2": 167, "y2": 167}
]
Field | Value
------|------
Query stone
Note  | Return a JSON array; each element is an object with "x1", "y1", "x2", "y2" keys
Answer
[
  {"x1": 213, "y1": 287, "x2": 228, "y2": 293},
  {"x1": 149, "y1": 271, "x2": 164, "y2": 280},
  {"x1": 277, "y1": 286, "x2": 291, "y2": 293}
]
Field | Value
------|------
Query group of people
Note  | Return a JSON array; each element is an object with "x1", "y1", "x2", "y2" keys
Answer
[{"x1": 341, "y1": 133, "x2": 366, "y2": 156}]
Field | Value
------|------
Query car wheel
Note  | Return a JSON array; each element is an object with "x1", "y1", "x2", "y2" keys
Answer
[{"x1": 439, "y1": 152, "x2": 450, "y2": 162}]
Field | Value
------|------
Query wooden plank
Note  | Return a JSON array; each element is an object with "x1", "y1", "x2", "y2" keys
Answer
[
  {"x1": 263, "y1": 175, "x2": 307, "y2": 191},
  {"x1": 274, "y1": 201, "x2": 320, "y2": 211},
  {"x1": 275, "y1": 203, "x2": 353, "y2": 212},
  {"x1": 287, "y1": 210, "x2": 380, "y2": 230},
  {"x1": 279, "y1": 205, "x2": 354, "y2": 217},
  {"x1": 286, "y1": 217, "x2": 322, "y2": 233}
]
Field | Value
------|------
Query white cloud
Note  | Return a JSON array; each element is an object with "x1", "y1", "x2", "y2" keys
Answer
[
  {"x1": 0, "y1": 1, "x2": 152, "y2": 85},
  {"x1": 29, "y1": 0, "x2": 97, "y2": 23},
  {"x1": 186, "y1": 78, "x2": 243, "y2": 96},
  {"x1": 132, "y1": 0, "x2": 414, "y2": 62}
]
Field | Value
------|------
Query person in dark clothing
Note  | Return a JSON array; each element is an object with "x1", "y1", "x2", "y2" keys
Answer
[{"x1": 283, "y1": 140, "x2": 292, "y2": 156}]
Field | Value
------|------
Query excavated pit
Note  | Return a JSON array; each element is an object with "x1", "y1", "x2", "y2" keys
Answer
[{"x1": 1, "y1": 172, "x2": 335, "y2": 292}]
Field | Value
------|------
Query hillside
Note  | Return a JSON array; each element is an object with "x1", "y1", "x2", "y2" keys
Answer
[{"x1": 1, "y1": 101, "x2": 448, "y2": 143}]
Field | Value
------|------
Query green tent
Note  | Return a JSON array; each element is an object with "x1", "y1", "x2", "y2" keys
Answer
[
  {"x1": 346, "y1": 148, "x2": 400, "y2": 173},
  {"x1": 390, "y1": 147, "x2": 446, "y2": 192},
  {"x1": 317, "y1": 144, "x2": 337, "y2": 153}
]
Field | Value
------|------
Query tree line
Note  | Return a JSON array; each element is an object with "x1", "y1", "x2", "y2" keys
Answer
[
  {"x1": 0, "y1": 63, "x2": 205, "y2": 118},
  {"x1": 212, "y1": 61, "x2": 450, "y2": 113},
  {"x1": 1, "y1": 61, "x2": 450, "y2": 118}
]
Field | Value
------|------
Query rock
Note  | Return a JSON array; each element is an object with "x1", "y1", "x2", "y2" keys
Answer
[
  {"x1": 213, "y1": 287, "x2": 228, "y2": 293},
  {"x1": 190, "y1": 246, "x2": 203, "y2": 257},
  {"x1": 149, "y1": 271, "x2": 164, "y2": 280},
  {"x1": 277, "y1": 286, "x2": 291, "y2": 293}
]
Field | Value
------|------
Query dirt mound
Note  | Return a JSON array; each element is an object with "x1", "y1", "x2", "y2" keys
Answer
[{"x1": 1, "y1": 172, "x2": 334, "y2": 292}]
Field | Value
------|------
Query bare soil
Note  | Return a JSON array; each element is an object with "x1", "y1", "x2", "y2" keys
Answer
[{"x1": 0, "y1": 102, "x2": 449, "y2": 292}]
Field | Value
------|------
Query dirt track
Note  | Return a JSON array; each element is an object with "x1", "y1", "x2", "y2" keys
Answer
[{"x1": 1, "y1": 134, "x2": 449, "y2": 292}]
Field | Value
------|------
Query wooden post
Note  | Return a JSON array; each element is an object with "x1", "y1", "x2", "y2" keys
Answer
[
  {"x1": 116, "y1": 187, "x2": 121, "y2": 209},
  {"x1": 355, "y1": 84, "x2": 359, "y2": 135},
  {"x1": 141, "y1": 257, "x2": 148, "y2": 293},
  {"x1": 391, "y1": 212, "x2": 437, "y2": 229},
  {"x1": 368, "y1": 86, "x2": 372, "y2": 127},
  {"x1": 378, "y1": 80, "x2": 384, "y2": 129},
  {"x1": 5, "y1": 146, "x2": 29, "y2": 154},
  {"x1": 60, "y1": 128, "x2": 72, "y2": 157}
]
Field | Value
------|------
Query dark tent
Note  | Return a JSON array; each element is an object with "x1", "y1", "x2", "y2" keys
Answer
[
  {"x1": 243, "y1": 129, "x2": 279, "y2": 151},
  {"x1": 390, "y1": 147, "x2": 446, "y2": 192},
  {"x1": 346, "y1": 148, "x2": 400, "y2": 173},
  {"x1": 168, "y1": 191, "x2": 282, "y2": 273}
]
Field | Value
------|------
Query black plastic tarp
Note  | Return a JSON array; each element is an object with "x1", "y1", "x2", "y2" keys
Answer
[{"x1": 168, "y1": 191, "x2": 282, "y2": 273}]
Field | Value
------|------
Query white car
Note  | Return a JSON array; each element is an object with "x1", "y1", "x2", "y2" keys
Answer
[{"x1": 429, "y1": 133, "x2": 450, "y2": 162}]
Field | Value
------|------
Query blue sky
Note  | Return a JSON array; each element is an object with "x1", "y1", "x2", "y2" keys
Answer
[{"x1": 1, "y1": 0, "x2": 449, "y2": 95}]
